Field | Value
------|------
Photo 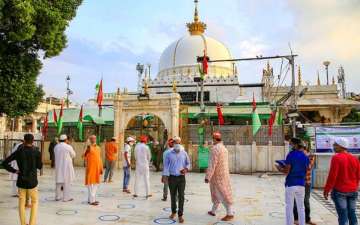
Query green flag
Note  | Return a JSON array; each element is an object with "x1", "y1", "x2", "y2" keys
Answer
[
  {"x1": 276, "y1": 110, "x2": 283, "y2": 125},
  {"x1": 198, "y1": 64, "x2": 205, "y2": 80},
  {"x1": 57, "y1": 103, "x2": 64, "y2": 135},
  {"x1": 77, "y1": 105, "x2": 84, "y2": 141},
  {"x1": 252, "y1": 94, "x2": 261, "y2": 136}
]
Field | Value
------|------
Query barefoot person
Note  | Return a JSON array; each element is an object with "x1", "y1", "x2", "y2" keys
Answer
[
  {"x1": 293, "y1": 141, "x2": 316, "y2": 225},
  {"x1": 103, "y1": 137, "x2": 118, "y2": 183},
  {"x1": 123, "y1": 136, "x2": 135, "y2": 193},
  {"x1": 133, "y1": 135, "x2": 152, "y2": 198},
  {"x1": 84, "y1": 135, "x2": 103, "y2": 205},
  {"x1": 54, "y1": 134, "x2": 76, "y2": 202},
  {"x1": 2, "y1": 133, "x2": 42, "y2": 225},
  {"x1": 163, "y1": 143, "x2": 190, "y2": 223},
  {"x1": 205, "y1": 132, "x2": 234, "y2": 221},
  {"x1": 324, "y1": 137, "x2": 360, "y2": 225}
]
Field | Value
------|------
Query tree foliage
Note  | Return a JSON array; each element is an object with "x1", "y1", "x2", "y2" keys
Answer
[{"x1": 0, "y1": 0, "x2": 82, "y2": 117}]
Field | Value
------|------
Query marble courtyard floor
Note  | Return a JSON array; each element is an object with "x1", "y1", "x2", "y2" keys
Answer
[{"x1": 0, "y1": 167, "x2": 337, "y2": 225}]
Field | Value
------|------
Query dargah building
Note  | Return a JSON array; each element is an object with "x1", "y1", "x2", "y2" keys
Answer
[{"x1": 42, "y1": 1, "x2": 359, "y2": 179}]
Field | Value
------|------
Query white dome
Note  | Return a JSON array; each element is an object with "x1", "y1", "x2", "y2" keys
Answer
[{"x1": 157, "y1": 34, "x2": 234, "y2": 78}]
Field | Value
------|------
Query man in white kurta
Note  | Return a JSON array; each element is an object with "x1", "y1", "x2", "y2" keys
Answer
[
  {"x1": 205, "y1": 132, "x2": 234, "y2": 221},
  {"x1": 133, "y1": 135, "x2": 152, "y2": 198},
  {"x1": 54, "y1": 134, "x2": 76, "y2": 201}
]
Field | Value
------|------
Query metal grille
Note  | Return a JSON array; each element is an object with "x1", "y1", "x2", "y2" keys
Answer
[{"x1": 187, "y1": 125, "x2": 285, "y2": 146}]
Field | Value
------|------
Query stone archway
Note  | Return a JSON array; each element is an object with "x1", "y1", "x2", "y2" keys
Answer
[{"x1": 113, "y1": 92, "x2": 181, "y2": 157}]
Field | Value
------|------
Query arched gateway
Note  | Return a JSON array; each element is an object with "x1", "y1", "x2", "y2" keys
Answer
[{"x1": 113, "y1": 92, "x2": 181, "y2": 152}]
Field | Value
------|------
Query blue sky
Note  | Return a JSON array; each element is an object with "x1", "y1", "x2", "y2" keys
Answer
[{"x1": 38, "y1": 0, "x2": 360, "y2": 104}]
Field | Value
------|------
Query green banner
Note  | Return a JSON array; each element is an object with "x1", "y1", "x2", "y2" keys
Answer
[{"x1": 198, "y1": 146, "x2": 209, "y2": 169}]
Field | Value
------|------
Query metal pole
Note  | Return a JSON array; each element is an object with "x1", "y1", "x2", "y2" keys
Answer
[
  {"x1": 200, "y1": 78, "x2": 205, "y2": 112},
  {"x1": 290, "y1": 56, "x2": 297, "y2": 137}
]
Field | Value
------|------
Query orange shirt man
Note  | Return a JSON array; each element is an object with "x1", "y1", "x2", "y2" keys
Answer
[
  {"x1": 84, "y1": 135, "x2": 103, "y2": 205},
  {"x1": 104, "y1": 138, "x2": 118, "y2": 182}
]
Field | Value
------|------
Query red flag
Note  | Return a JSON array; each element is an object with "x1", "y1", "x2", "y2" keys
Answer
[
  {"x1": 268, "y1": 110, "x2": 276, "y2": 136},
  {"x1": 216, "y1": 103, "x2": 224, "y2": 125},
  {"x1": 97, "y1": 79, "x2": 103, "y2": 108},
  {"x1": 53, "y1": 108, "x2": 58, "y2": 123},
  {"x1": 202, "y1": 50, "x2": 208, "y2": 74},
  {"x1": 42, "y1": 113, "x2": 48, "y2": 137},
  {"x1": 252, "y1": 93, "x2": 257, "y2": 111}
]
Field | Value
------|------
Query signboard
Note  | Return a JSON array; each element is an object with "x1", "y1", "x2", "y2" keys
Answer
[
  {"x1": 198, "y1": 146, "x2": 209, "y2": 169},
  {"x1": 315, "y1": 126, "x2": 360, "y2": 154}
]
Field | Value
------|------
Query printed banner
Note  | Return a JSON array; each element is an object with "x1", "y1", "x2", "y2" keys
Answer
[
  {"x1": 315, "y1": 126, "x2": 360, "y2": 154},
  {"x1": 198, "y1": 146, "x2": 209, "y2": 169}
]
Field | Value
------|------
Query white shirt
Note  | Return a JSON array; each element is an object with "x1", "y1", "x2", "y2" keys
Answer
[
  {"x1": 54, "y1": 142, "x2": 76, "y2": 183},
  {"x1": 123, "y1": 143, "x2": 132, "y2": 167},
  {"x1": 134, "y1": 143, "x2": 151, "y2": 170}
]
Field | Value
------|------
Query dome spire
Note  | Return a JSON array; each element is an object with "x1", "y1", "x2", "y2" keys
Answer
[{"x1": 186, "y1": 0, "x2": 207, "y2": 35}]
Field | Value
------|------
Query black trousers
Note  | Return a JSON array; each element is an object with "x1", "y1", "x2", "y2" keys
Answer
[
  {"x1": 294, "y1": 184, "x2": 311, "y2": 222},
  {"x1": 168, "y1": 175, "x2": 186, "y2": 216}
]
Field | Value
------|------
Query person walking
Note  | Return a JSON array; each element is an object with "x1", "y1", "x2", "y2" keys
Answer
[
  {"x1": 205, "y1": 132, "x2": 234, "y2": 221},
  {"x1": 123, "y1": 136, "x2": 135, "y2": 193},
  {"x1": 48, "y1": 138, "x2": 58, "y2": 168},
  {"x1": 293, "y1": 142, "x2": 316, "y2": 225},
  {"x1": 133, "y1": 135, "x2": 152, "y2": 198},
  {"x1": 324, "y1": 137, "x2": 360, "y2": 225},
  {"x1": 9, "y1": 141, "x2": 23, "y2": 197},
  {"x1": 83, "y1": 135, "x2": 103, "y2": 206},
  {"x1": 277, "y1": 137, "x2": 309, "y2": 225},
  {"x1": 103, "y1": 137, "x2": 118, "y2": 183},
  {"x1": 2, "y1": 133, "x2": 42, "y2": 225},
  {"x1": 54, "y1": 134, "x2": 76, "y2": 202},
  {"x1": 163, "y1": 143, "x2": 190, "y2": 223},
  {"x1": 161, "y1": 138, "x2": 174, "y2": 201}
]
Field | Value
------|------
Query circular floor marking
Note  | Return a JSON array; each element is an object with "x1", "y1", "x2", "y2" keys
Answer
[
  {"x1": 153, "y1": 218, "x2": 176, "y2": 224},
  {"x1": 98, "y1": 215, "x2": 120, "y2": 222},
  {"x1": 163, "y1": 207, "x2": 172, "y2": 212},
  {"x1": 213, "y1": 222, "x2": 234, "y2": 225},
  {"x1": 269, "y1": 212, "x2": 285, "y2": 218},
  {"x1": 56, "y1": 209, "x2": 78, "y2": 215},
  {"x1": 117, "y1": 204, "x2": 136, "y2": 209}
]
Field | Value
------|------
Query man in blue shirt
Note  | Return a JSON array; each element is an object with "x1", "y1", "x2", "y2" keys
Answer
[
  {"x1": 161, "y1": 138, "x2": 174, "y2": 201},
  {"x1": 163, "y1": 142, "x2": 190, "y2": 224},
  {"x1": 277, "y1": 138, "x2": 309, "y2": 225}
]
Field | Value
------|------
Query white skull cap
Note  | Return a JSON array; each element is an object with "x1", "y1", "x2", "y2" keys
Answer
[
  {"x1": 334, "y1": 137, "x2": 349, "y2": 149},
  {"x1": 126, "y1": 137, "x2": 135, "y2": 142},
  {"x1": 59, "y1": 134, "x2": 67, "y2": 141},
  {"x1": 173, "y1": 136, "x2": 181, "y2": 142}
]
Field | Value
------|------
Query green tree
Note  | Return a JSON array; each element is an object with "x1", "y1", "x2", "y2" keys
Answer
[{"x1": 0, "y1": 0, "x2": 82, "y2": 117}]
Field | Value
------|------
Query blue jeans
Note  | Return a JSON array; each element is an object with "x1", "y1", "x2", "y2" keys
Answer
[
  {"x1": 331, "y1": 190, "x2": 358, "y2": 225},
  {"x1": 123, "y1": 166, "x2": 130, "y2": 190}
]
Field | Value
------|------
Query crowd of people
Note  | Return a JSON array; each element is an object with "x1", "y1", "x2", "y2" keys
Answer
[{"x1": 2, "y1": 132, "x2": 360, "y2": 225}]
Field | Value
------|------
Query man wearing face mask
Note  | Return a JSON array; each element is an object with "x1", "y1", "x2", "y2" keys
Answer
[{"x1": 163, "y1": 141, "x2": 190, "y2": 224}]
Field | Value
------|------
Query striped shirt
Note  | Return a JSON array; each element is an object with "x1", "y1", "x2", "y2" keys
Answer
[{"x1": 305, "y1": 154, "x2": 315, "y2": 185}]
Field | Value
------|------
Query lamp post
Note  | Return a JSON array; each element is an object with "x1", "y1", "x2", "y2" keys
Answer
[
  {"x1": 323, "y1": 61, "x2": 330, "y2": 85},
  {"x1": 136, "y1": 63, "x2": 144, "y2": 93}
]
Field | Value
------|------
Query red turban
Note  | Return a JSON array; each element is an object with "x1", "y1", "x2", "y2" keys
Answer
[
  {"x1": 139, "y1": 135, "x2": 148, "y2": 143},
  {"x1": 213, "y1": 131, "x2": 222, "y2": 140}
]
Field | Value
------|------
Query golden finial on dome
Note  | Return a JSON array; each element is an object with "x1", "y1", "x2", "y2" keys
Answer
[
  {"x1": 186, "y1": 0, "x2": 207, "y2": 35},
  {"x1": 298, "y1": 65, "x2": 302, "y2": 86}
]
